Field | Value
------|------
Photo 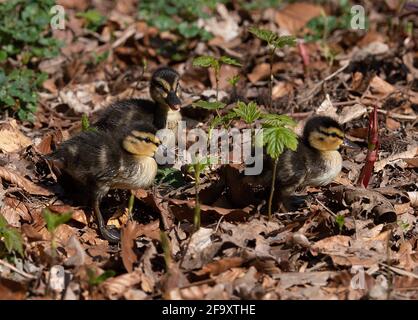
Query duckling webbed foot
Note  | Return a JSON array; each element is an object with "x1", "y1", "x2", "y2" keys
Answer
[{"x1": 93, "y1": 198, "x2": 121, "y2": 243}]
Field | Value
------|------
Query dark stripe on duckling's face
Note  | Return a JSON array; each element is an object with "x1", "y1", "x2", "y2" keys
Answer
[
  {"x1": 122, "y1": 131, "x2": 161, "y2": 156},
  {"x1": 150, "y1": 68, "x2": 182, "y2": 111},
  {"x1": 308, "y1": 126, "x2": 344, "y2": 151}
]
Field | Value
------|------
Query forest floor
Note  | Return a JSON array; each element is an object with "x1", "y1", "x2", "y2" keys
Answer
[{"x1": 0, "y1": 0, "x2": 417, "y2": 300}]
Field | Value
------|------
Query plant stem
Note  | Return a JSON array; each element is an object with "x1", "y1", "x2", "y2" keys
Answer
[
  {"x1": 193, "y1": 166, "x2": 201, "y2": 231},
  {"x1": 269, "y1": 48, "x2": 275, "y2": 110},
  {"x1": 268, "y1": 158, "x2": 279, "y2": 220},
  {"x1": 128, "y1": 193, "x2": 135, "y2": 220},
  {"x1": 215, "y1": 68, "x2": 219, "y2": 102}
]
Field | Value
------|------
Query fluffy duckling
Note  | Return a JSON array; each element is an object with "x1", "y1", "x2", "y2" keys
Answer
[
  {"x1": 47, "y1": 122, "x2": 161, "y2": 243},
  {"x1": 273, "y1": 116, "x2": 354, "y2": 210},
  {"x1": 94, "y1": 67, "x2": 182, "y2": 133}
]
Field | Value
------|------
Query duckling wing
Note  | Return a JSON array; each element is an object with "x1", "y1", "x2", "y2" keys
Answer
[
  {"x1": 275, "y1": 147, "x2": 307, "y2": 195},
  {"x1": 93, "y1": 99, "x2": 155, "y2": 132},
  {"x1": 47, "y1": 131, "x2": 122, "y2": 186}
]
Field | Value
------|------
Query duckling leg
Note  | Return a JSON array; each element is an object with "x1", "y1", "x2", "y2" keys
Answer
[{"x1": 92, "y1": 191, "x2": 121, "y2": 243}]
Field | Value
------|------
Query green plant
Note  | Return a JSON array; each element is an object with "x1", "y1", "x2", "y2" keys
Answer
[
  {"x1": 87, "y1": 268, "x2": 116, "y2": 286},
  {"x1": 138, "y1": 0, "x2": 221, "y2": 40},
  {"x1": 156, "y1": 167, "x2": 185, "y2": 188},
  {"x1": 335, "y1": 214, "x2": 345, "y2": 233},
  {"x1": 248, "y1": 27, "x2": 296, "y2": 109},
  {"x1": 0, "y1": 215, "x2": 24, "y2": 257},
  {"x1": 0, "y1": 69, "x2": 47, "y2": 121},
  {"x1": 76, "y1": 10, "x2": 106, "y2": 32},
  {"x1": 239, "y1": 0, "x2": 282, "y2": 11},
  {"x1": 160, "y1": 231, "x2": 172, "y2": 271},
  {"x1": 0, "y1": 0, "x2": 61, "y2": 121},
  {"x1": 193, "y1": 55, "x2": 242, "y2": 102},
  {"x1": 187, "y1": 157, "x2": 215, "y2": 231},
  {"x1": 208, "y1": 100, "x2": 298, "y2": 219},
  {"x1": 42, "y1": 208, "x2": 72, "y2": 259}
]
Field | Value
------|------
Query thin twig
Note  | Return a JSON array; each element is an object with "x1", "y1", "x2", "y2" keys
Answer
[{"x1": 0, "y1": 259, "x2": 37, "y2": 280}]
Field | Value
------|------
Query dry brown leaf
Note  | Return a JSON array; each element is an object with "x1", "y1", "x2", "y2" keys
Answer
[
  {"x1": 0, "y1": 120, "x2": 32, "y2": 153},
  {"x1": 247, "y1": 63, "x2": 285, "y2": 84},
  {"x1": 0, "y1": 167, "x2": 52, "y2": 196},
  {"x1": 48, "y1": 204, "x2": 88, "y2": 225},
  {"x1": 0, "y1": 278, "x2": 26, "y2": 300},
  {"x1": 369, "y1": 75, "x2": 395, "y2": 96},
  {"x1": 194, "y1": 257, "x2": 244, "y2": 276},
  {"x1": 101, "y1": 270, "x2": 142, "y2": 300},
  {"x1": 1, "y1": 197, "x2": 31, "y2": 227},
  {"x1": 275, "y1": 2, "x2": 323, "y2": 34},
  {"x1": 386, "y1": 117, "x2": 401, "y2": 131},
  {"x1": 121, "y1": 221, "x2": 143, "y2": 273},
  {"x1": 407, "y1": 192, "x2": 418, "y2": 207},
  {"x1": 64, "y1": 235, "x2": 87, "y2": 267},
  {"x1": 272, "y1": 82, "x2": 293, "y2": 99},
  {"x1": 168, "y1": 198, "x2": 251, "y2": 223},
  {"x1": 374, "y1": 146, "x2": 418, "y2": 171}
]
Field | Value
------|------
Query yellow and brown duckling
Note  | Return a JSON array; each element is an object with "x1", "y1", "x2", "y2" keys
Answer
[
  {"x1": 272, "y1": 115, "x2": 355, "y2": 210},
  {"x1": 94, "y1": 67, "x2": 182, "y2": 133},
  {"x1": 47, "y1": 122, "x2": 161, "y2": 243}
]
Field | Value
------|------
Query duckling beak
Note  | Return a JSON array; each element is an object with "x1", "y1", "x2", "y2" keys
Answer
[
  {"x1": 342, "y1": 138, "x2": 360, "y2": 149},
  {"x1": 166, "y1": 91, "x2": 181, "y2": 111}
]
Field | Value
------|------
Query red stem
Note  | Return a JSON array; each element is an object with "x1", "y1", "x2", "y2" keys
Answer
[{"x1": 357, "y1": 105, "x2": 379, "y2": 188}]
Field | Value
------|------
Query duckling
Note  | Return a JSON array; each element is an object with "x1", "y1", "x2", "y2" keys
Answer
[
  {"x1": 273, "y1": 115, "x2": 354, "y2": 210},
  {"x1": 94, "y1": 67, "x2": 182, "y2": 133},
  {"x1": 47, "y1": 122, "x2": 161, "y2": 243}
]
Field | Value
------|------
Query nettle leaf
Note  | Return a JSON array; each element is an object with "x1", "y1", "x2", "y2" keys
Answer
[
  {"x1": 43, "y1": 208, "x2": 72, "y2": 233},
  {"x1": 272, "y1": 35, "x2": 297, "y2": 48},
  {"x1": 261, "y1": 114, "x2": 297, "y2": 127},
  {"x1": 192, "y1": 100, "x2": 226, "y2": 110},
  {"x1": 248, "y1": 26, "x2": 277, "y2": 44},
  {"x1": 263, "y1": 126, "x2": 298, "y2": 159},
  {"x1": 192, "y1": 56, "x2": 217, "y2": 68},
  {"x1": 233, "y1": 101, "x2": 261, "y2": 124},
  {"x1": 219, "y1": 56, "x2": 242, "y2": 67}
]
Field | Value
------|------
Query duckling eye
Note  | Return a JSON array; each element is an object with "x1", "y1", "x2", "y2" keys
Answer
[{"x1": 144, "y1": 137, "x2": 151, "y2": 143}]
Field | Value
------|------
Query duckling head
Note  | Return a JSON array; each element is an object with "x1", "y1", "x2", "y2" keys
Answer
[
  {"x1": 303, "y1": 116, "x2": 344, "y2": 151},
  {"x1": 123, "y1": 130, "x2": 161, "y2": 157},
  {"x1": 150, "y1": 67, "x2": 182, "y2": 111}
]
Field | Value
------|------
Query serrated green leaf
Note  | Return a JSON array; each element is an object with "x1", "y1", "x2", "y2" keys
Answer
[
  {"x1": 248, "y1": 26, "x2": 277, "y2": 44},
  {"x1": 43, "y1": 208, "x2": 72, "y2": 233},
  {"x1": 192, "y1": 100, "x2": 226, "y2": 110},
  {"x1": 219, "y1": 56, "x2": 242, "y2": 67},
  {"x1": 192, "y1": 56, "x2": 217, "y2": 68},
  {"x1": 233, "y1": 101, "x2": 261, "y2": 124},
  {"x1": 272, "y1": 35, "x2": 297, "y2": 48},
  {"x1": 263, "y1": 126, "x2": 298, "y2": 159},
  {"x1": 261, "y1": 114, "x2": 297, "y2": 127}
]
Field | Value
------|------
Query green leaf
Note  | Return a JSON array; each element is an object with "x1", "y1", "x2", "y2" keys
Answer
[
  {"x1": 227, "y1": 75, "x2": 240, "y2": 87},
  {"x1": 219, "y1": 56, "x2": 242, "y2": 67},
  {"x1": 192, "y1": 100, "x2": 226, "y2": 110},
  {"x1": 87, "y1": 269, "x2": 116, "y2": 286},
  {"x1": 261, "y1": 114, "x2": 297, "y2": 127},
  {"x1": 0, "y1": 215, "x2": 24, "y2": 256},
  {"x1": 248, "y1": 26, "x2": 277, "y2": 44},
  {"x1": 272, "y1": 35, "x2": 297, "y2": 48},
  {"x1": 263, "y1": 126, "x2": 298, "y2": 159},
  {"x1": 76, "y1": 10, "x2": 106, "y2": 31},
  {"x1": 192, "y1": 56, "x2": 217, "y2": 68},
  {"x1": 336, "y1": 214, "x2": 345, "y2": 232},
  {"x1": 42, "y1": 208, "x2": 72, "y2": 233},
  {"x1": 233, "y1": 101, "x2": 262, "y2": 124},
  {"x1": 0, "y1": 50, "x2": 7, "y2": 62}
]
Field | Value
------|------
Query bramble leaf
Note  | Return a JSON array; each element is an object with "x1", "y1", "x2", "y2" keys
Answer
[{"x1": 43, "y1": 208, "x2": 72, "y2": 233}]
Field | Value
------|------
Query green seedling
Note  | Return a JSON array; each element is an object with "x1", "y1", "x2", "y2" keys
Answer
[
  {"x1": 0, "y1": 215, "x2": 24, "y2": 257},
  {"x1": 248, "y1": 27, "x2": 296, "y2": 109}
]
